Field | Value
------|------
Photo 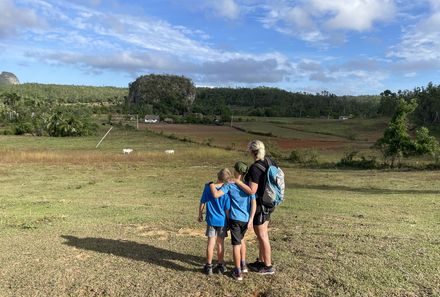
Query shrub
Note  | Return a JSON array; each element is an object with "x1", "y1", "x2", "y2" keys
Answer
[
  {"x1": 336, "y1": 151, "x2": 378, "y2": 169},
  {"x1": 13, "y1": 122, "x2": 33, "y2": 135},
  {"x1": 289, "y1": 150, "x2": 302, "y2": 163},
  {"x1": 288, "y1": 149, "x2": 319, "y2": 165}
]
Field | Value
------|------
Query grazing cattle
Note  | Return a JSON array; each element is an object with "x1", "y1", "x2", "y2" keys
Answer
[
  {"x1": 164, "y1": 149, "x2": 175, "y2": 155},
  {"x1": 123, "y1": 148, "x2": 134, "y2": 154}
]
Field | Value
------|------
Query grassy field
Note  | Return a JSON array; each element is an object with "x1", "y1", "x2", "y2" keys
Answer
[
  {"x1": 1, "y1": 126, "x2": 440, "y2": 296},
  {"x1": 145, "y1": 117, "x2": 391, "y2": 163}
]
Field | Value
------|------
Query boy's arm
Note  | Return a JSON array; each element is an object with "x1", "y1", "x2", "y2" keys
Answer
[
  {"x1": 209, "y1": 183, "x2": 225, "y2": 198},
  {"x1": 235, "y1": 179, "x2": 258, "y2": 195},
  {"x1": 198, "y1": 203, "x2": 205, "y2": 222},
  {"x1": 248, "y1": 199, "x2": 257, "y2": 230}
]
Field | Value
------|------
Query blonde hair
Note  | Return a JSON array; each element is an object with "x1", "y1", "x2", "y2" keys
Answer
[
  {"x1": 217, "y1": 168, "x2": 232, "y2": 183},
  {"x1": 247, "y1": 140, "x2": 265, "y2": 161}
]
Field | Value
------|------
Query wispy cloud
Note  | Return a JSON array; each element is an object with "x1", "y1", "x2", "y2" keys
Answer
[
  {"x1": 182, "y1": 0, "x2": 241, "y2": 20},
  {"x1": 387, "y1": 1, "x2": 440, "y2": 76},
  {"x1": 0, "y1": 0, "x2": 44, "y2": 38},
  {"x1": 16, "y1": 0, "x2": 293, "y2": 84},
  {"x1": 252, "y1": 0, "x2": 395, "y2": 45}
]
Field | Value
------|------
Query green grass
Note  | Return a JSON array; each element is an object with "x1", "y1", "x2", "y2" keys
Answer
[
  {"x1": 235, "y1": 117, "x2": 389, "y2": 141},
  {"x1": 1, "y1": 127, "x2": 440, "y2": 296}
]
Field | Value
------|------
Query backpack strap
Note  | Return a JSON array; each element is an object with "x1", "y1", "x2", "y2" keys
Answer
[
  {"x1": 254, "y1": 157, "x2": 272, "y2": 173},
  {"x1": 254, "y1": 162, "x2": 267, "y2": 173}
]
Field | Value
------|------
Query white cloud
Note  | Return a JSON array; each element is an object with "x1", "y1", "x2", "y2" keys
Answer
[
  {"x1": 311, "y1": 0, "x2": 395, "y2": 31},
  {"x1": 257, "y1": 0, "x2": 395, "y2": 44},
  {"x1": 214, "y1": 0, "x2": 240, "y2": 19},
  {"x1": 29, "y1": 50, "x2": 192, "y2": 74},
  {"x1": 27, "y1": 50, "x2": 292, "y2": 84},
  {"x1": 0, "y1": 0, "x2": 43, "y2": 38},
  {"x1": 200, "y1": 58, "x2": 290, "y2": 83},
  {"x1": 185, "y1": 0, "x2": 240, "y2": 20}
]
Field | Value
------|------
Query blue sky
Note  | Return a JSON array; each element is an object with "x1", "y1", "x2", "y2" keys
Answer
[{"x1": 1, "y1": 0, "x2": 440, "y2": 95}]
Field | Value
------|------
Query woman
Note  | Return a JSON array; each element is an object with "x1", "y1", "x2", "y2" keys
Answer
[{"x1": 234, "y1": 140, "x2": 275, "y2": 275}]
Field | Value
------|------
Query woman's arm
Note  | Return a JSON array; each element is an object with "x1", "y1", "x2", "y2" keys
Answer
[
  {"x1": 248, "y1": 199, "x2": 257, "y2": 230},
  {"x1": 209, "y1": 183, "x2": 225, "y2": 198},
  {"x1": 235, "y1": 179, "x2": 258, "y2": 195}
]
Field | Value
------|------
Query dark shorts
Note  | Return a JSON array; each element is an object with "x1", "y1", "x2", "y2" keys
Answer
[
  {"x1": 229, "y1": 219, "x2": 248, "y2": 246},
  {"x1": 253, "y1": 205, "x2": 272, "y2": 226}
]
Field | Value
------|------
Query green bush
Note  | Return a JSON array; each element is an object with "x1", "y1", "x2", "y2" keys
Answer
[
  {"x1": 289, "y1": 150, "x2": 302, "y2": 163},
  {"x1": 288, "y1": 149, "x2": 319, "y2": 165},
  {"x1": 336, "y1": 151, "x2": 378, "y2": 169},
  {"x1": 13, "y1": 122, "x2": 33, "y2": 135}
]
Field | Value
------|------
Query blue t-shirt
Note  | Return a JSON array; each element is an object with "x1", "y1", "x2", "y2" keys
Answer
[
  {"x1": 220, "y1": 183, "x2": 255, "y2": 222},
  {"x1": 200, "y1": 183, "x2": 230, "y2": 227}
]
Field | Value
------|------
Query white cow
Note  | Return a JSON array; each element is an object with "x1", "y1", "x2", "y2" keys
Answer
[
  {"x1": 164, "y1": 149, "x2": 175, "y2": 155},
  {"x1": 123, "y1": 148, "x2": 134, "y2": 154}
]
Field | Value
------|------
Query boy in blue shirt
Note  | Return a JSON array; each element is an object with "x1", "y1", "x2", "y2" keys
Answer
[
  {"x1": 210, "y1": 162, "x2": 256, "y2": 281},
  {"x1": 198, "y1": 168, "x2": 231, "y2": 275}
]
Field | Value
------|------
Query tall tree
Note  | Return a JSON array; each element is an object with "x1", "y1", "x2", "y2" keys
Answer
[{"x1": 376, "y1": 98, "x2": 439, "y2": 166}]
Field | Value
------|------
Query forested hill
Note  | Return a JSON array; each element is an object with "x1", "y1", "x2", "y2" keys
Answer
[
  {"x1": 194, "y1": 87, "x2": 380, "y2": 118},
  {"x1": 194, "y1": 84, "x2": 440, "y2": 124},
  {"x1": 0, "y1": 83, "x2": 127, "y2": 104},
  {"x1": 1, "y1": 82, "x2": 439, "y2": 124}
]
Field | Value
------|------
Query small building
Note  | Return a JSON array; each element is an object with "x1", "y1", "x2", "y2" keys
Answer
[
  {"x1": 339, "y1": 115, "x2": 350, "y2": 121},
  {"x1": 164, "y1": 118, "x2": 174, "y2": 124},
  {"x1": 144, "y1": 115, "x2": 160, "y2": 123}
]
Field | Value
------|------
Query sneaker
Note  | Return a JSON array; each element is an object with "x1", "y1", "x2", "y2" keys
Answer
[
  {"x1": 248, "y1": 258, "x2": 264, "y2": 272},
  {"x1": 216, "y1": 263, "x2": 227, "y2": 274},
  {"x1": 232, "y1": 268, "x2": 243, "y2": 281},
  {"x1": 204, "y1": 263, "x2": 213, "y2": 275},
  {"x1": 241, "y1": 263, "x2": 248, "y2": 273},
  {"x1": 257, "y1": 265, "x2": 275, "y2": 275}
]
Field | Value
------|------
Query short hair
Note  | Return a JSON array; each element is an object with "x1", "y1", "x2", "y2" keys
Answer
[
  {"x1": 247, "y1": 140, "x2": 265, "y2": 160},
  {"x1": 217, "y1": 168, "x2": 232, "y2": 183}
]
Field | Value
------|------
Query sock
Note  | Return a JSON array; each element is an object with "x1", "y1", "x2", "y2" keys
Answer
[{"x1": 240, "y1": 260, "x2": 246, "y2": 266}]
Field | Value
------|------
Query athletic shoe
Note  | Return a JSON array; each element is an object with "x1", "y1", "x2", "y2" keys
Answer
[
  {"x1": 241, "y1": 263, "x2": 248, "y2": 273},
  {"x1": 232, "y1": 268, "x2": 243, "y2": 281},
  {"x1": 204, "y1": 263, "x2": 213, "y2": 275},
  {"x1": 216, "y1": 263, "x2": 227, "y2": 274},
  {"x1": 248, "y1": 258, "x2": 264, "y2": 272},
  {"x1": 257, "y1": 265, "x2": 275, "y2": 275}
]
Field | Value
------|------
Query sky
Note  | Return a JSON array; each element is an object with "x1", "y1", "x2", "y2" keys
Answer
[{"x1": 1, "y1": 0, "x2": 440, "y2": 95}]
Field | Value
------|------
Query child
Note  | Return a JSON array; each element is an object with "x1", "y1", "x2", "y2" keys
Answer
[
  {"x1": 198, "y1": 168, "x2": 231, "y2": 275},
  {"x1": 210, "y1": 162, "x2": 256, "y2": 281}
]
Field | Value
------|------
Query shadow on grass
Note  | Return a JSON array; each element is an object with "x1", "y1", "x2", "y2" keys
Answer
[
  {"x1": 61, "y1": 235, "x2": 204, "y2": 272},
  {"x1": 287, "y1": 183, "x2": 440, "y2": 195}
]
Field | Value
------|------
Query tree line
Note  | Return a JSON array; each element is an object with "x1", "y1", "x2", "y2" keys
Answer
[
  {"x1": 194, "y1": 87, "x2": 380, "y2": 119},
  {"x1": 379, "y1": 82, "x2": 440, "y2": 125},
  {"x1": 1, "y1": 76, "x2": 439, "y2": 127},
  {"x1": 0, "y1": 83, "x2": 126, "y2": 104}
]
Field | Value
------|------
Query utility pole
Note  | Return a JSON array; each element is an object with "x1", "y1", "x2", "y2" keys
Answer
[
  {"x1": 230, "y1": 115, "x2": 233, "y2": 127},
  {"x1": 136, "y1": 114, "x2": 139, "y2": 130}
]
